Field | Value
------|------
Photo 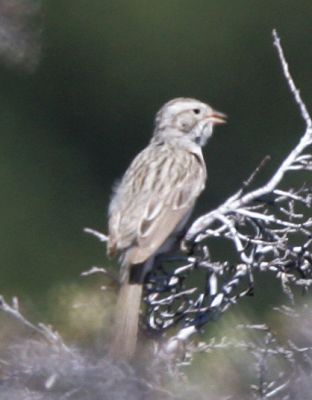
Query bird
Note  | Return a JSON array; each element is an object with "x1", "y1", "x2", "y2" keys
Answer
[{"x1": 107, "y1": 97, "x2": 226, "y2": 360}]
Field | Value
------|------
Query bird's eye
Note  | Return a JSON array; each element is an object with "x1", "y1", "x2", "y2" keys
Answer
[{"x1": 193, "y1": 108, "x2": 200, "y2": 114}]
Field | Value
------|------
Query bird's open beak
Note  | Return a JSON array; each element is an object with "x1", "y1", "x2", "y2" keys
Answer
[{"x1": 209, "y1": 110, "x2": 227, "y2": 125}]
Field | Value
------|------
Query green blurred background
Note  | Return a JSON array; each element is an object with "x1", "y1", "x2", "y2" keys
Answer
[{"x1": 0, "y1": 0, "x2": 311, "y2": 329}]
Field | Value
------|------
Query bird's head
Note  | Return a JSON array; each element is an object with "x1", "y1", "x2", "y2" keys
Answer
[{"x1": 153, "y1": 97, "x2": 226, "y2": 146}]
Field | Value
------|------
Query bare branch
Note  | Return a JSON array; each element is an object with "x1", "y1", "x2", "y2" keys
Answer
[
  {"x1": 0, "y1": 295, "x2": 70, "y2": 352},
  {"x1": 272, "y1": 29, "x2": 312, "y2": 129},
  {"x1": 185, "y1": 30, "x2": 312, "y2": 246},
  {"x1": 84, "y1": 227, "x2": 108, "y2": 242},
  {"x1": 145, "y1": 31, "x2": 312, "y2": 357}
]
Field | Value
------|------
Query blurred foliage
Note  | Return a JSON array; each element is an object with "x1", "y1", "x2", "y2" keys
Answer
[
  {"x1": 0, "y1": 0, "x2": 311, "y2": 332},
  {"x1": 2, "y1": 301, "x2": 312, "y2": 399}
]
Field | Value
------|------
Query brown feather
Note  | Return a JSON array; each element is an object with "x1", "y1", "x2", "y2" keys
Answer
[
  {"x1": 108, "y1": 144, "x2": 206, "y2": 264},
  {"x1": 109, "y1": 282, "x2": 143, "y2": 360},
  {"x1": 129, "y1": 207, "x2": 191, "y2": 264}
]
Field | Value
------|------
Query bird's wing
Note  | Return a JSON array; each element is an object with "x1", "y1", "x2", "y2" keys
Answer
[
  {"x1": 107, "y1": 143, "x2": 206, "y2": 263},
  {"x1": 126, "y1": 149, "x2": 206, "y2": 265}
]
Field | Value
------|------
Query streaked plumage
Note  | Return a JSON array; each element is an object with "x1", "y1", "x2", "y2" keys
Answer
[
  {"x1": 108, "y1": 142, "x2": 206, "y2": 268},
  {"x1": 107, "y1": 97, "x2": 226, "y2": 359}
]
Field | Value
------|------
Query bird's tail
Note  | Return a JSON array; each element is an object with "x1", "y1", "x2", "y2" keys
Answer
[{"x1": 109, "y1": 281, "x2": 143, "y2": 360}]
